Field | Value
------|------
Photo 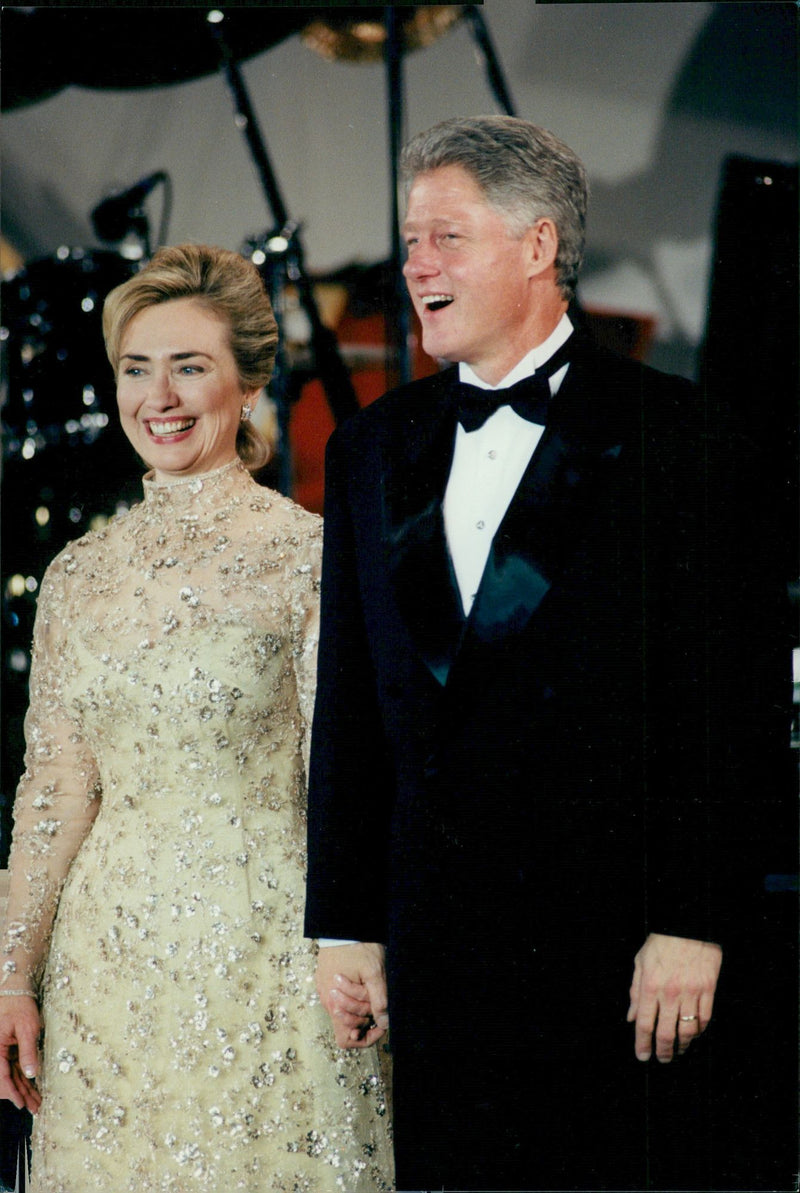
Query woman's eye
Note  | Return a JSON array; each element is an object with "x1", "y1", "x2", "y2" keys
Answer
[{"x1": 123, "y1": 366, "x2": 143, "y2": 377}]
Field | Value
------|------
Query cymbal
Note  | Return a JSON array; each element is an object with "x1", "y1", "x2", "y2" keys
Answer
[
  {"x1": 302, "y1": 6, "x2": 464, "y2": 63},
  {"x1": 2, "y1": 7, "x2": 309, "y2": 109}
]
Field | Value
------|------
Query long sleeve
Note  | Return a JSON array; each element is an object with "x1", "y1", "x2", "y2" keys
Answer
[
  {"x1": 288, "y1": 518, "x2": 323, "y2": 783},
  {"x1": 1, "y1": 558, "x2": 101, "y2": 994}
]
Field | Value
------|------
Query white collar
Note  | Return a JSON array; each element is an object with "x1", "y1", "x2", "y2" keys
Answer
[{"x1": 458, "y1": 312, "x2": 574, "y2": 391}]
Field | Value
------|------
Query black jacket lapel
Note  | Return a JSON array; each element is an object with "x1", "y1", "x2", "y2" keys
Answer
[
  {"x1": 384, "y1": 368, "x2": 466, "y2": 685},
  {"x1": 468, "y1": 335, "x2": 626, "y2": 647}
]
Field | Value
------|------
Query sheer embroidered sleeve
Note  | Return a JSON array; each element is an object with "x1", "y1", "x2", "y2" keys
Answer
[
  {"x1": 288, "y1": 513, "x2": 323, "y2": 781},
  {"x1": 1, "y1": 555, "x2": 102, "y2": 996}
]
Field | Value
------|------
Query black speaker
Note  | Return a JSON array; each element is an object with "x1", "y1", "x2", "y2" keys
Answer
[{"x1": 700, "y1": 155, "x2": 799, "y2": 583}]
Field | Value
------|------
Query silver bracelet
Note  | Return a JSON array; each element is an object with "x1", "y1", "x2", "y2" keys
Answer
[{"x1": 0, "y1": 988, "x2": 36, "y2": 999}]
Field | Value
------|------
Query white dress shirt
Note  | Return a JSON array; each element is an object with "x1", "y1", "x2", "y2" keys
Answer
[{"x1": 444, "y1": 313, "x2": 573, "y2": 615}]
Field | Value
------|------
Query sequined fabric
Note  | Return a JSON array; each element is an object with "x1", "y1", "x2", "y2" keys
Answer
[{"x1": 1, "y1": 460, "x2": 393, "y2": 1192}]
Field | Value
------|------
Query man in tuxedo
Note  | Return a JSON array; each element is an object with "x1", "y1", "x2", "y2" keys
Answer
[{"x1": 304, "y1": 117, "x2": 793, "y2": 1191}]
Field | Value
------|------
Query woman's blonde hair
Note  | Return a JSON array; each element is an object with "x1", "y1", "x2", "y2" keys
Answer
[{"x1": 103, "y1": 244, "x2": 279, "y2": 470}]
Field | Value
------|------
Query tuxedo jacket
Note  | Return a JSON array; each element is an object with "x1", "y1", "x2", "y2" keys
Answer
[{"x1": 304, "y1": 330, "x2": 790, "y2": 1027}]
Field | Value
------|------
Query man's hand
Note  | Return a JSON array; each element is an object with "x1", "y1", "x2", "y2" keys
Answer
[
  {"x1": 628, "y1": 932, "x2": 722, "y2": 1063},
  {"x1": 315, "y1": 942, "x2": 388, "y2": 1049},
  {"x1": 0, "y1": 995, "x2": 42, "y2": 1114}
]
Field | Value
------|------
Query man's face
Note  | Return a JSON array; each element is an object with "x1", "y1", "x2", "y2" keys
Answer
[{"x1": 402, "y1": 164, "x2": 548, "y2": 386}]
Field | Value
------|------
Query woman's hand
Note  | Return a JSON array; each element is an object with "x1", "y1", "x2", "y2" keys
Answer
[
  {"x1": 316, "y1": 943, "x2": 389, "y2": 1048},
  {"x1": 0, "y1": 995, "x2": 42, "y2": 1113}
]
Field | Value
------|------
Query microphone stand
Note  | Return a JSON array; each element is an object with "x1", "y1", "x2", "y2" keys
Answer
[{"x1": 209, "y1": 14, "x2": 359, "y2": 496}]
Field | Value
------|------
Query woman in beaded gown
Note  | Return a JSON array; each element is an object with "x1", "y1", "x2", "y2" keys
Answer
[{"x1": 0, "y1": 245, "x2": 393, "y2": 1193}]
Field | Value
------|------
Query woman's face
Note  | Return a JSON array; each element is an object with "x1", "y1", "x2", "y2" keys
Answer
[{"x1": 116, "y1": 297, "x2": 260, "y2": 482}]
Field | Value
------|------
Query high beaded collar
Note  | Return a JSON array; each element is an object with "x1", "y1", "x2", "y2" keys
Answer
[{"x1": 142, "y1": 458, "x2": 254, "y2": 513}]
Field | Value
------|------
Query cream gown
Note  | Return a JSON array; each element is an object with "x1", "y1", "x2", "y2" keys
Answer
[{"x1": 0, "y1": 460, "x2": 393, "y2": 1193}]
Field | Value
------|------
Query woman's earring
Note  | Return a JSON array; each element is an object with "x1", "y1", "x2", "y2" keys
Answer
[{"x1": 241, "y1": 403, "x2": 252, "y2": 422}]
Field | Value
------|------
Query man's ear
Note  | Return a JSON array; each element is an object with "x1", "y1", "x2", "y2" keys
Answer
[{"x1": 524, "y1": 217, "x2": 559, "y2": 278}]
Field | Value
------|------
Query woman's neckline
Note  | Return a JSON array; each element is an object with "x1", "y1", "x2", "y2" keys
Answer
[{"x1": 142, "y1": 457, "x2": 246, "y2": 493}]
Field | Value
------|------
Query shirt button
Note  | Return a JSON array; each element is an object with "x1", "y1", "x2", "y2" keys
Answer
[
  {"x1": 476, "y1": 520, "x2": 485, "y2": 530},
  {"x1": 488, "y1": 449, "x2": 498, "y2": 460}
]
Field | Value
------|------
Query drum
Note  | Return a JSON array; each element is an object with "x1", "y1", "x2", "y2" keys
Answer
[{"x1": 1, "y1": 247, "x2": 138, "y2": 457}]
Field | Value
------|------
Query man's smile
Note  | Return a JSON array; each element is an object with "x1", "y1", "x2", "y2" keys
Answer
[{"x1": 421, "y1": 294, "x2": 455, "y2": 312}]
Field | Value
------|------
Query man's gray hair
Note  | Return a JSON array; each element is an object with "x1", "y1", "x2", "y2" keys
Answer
[{"x1": 401, "y1": 115, "x2": 589, "y2": 301}]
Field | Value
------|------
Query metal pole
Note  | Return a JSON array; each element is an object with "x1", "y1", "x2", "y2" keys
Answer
[
  {"x1": 385, "y1": 6, "x2": 412, "y2": 388},
  {"x1": 462, "y1": 5, "x2": 518, "y2": 116}
]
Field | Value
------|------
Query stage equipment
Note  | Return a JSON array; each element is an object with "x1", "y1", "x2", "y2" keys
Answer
[
  {"x1": 1, "y1": 248, "x2": 138, "y2": 460},
  {"x1": 91, "y1": 171, "x2": 172, "y2": 256},
  {"x1": 301, "y1": 6, "x2": 464, "y2": 63}
]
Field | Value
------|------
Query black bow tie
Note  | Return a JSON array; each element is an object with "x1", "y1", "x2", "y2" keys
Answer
[{"x1": 453, "y1": 338, "x2": 572, "y2": 433}]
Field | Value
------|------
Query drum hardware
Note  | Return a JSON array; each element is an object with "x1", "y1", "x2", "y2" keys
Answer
[
  {"x1": 1, "y1": 248, "x2": 138, "y2": 460},
  {"x1": 301, "y1": 6, "x2": 465, "y2": 64},
  {"x1": 91, "y1": 170, "x2": 172, "y2": 258}
]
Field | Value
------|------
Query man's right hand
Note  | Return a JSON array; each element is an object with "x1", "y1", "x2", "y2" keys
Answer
[
  {"x1": 315, "y1": 942, "x2": 388, "y2": 1048},
  {"x1": 0, "y1": 995, "x2": 42, "y2": 1114}
]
